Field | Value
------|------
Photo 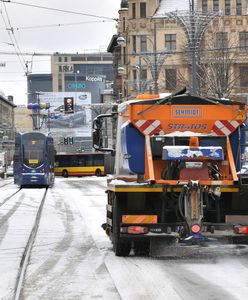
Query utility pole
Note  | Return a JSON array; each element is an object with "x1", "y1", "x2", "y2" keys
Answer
[
  {"x1": 189, "y1": 0, "x2": 197, "y2": 93},
  {"x1": 153, "y1": 21, "x2": 159, "y2": 94}
]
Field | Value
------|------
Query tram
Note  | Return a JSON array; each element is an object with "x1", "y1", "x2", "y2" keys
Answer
[{"x1": 14, "y1": 131, "x2": 55, "y2": 187}]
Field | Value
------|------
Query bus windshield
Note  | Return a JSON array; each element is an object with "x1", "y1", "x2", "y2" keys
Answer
[{"x1": 23, "y1": 134, "x2": 45, "y2": 167}]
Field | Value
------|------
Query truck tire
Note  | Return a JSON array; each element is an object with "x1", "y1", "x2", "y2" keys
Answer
[
  {"x1": 114, "y1": 240, "x2": 131, "y2": 257},
  {"x1": 112, "y1": 193, "x2": 131, "y2": 256}
]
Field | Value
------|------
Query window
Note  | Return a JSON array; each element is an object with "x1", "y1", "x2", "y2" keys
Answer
[
  {"x1": 140, "y1": 2, "x2": 146, "y2": 18},
  {"x1": 213, "y1": 0, "x2": 219, "y2": 12},
  {"x1": 133, "y1": 69, "x2": 137, "y2": 80},
  {"x1": 165, "y1": 69, "x2": 177, "y2": 90},
  {"x1": 140, "y1": 35, "x2": 147, "y2": 52},
  {"x1": 64, "y1": 57, "x2": 68, "y2": 62},
  {"x1": 132, "y1": 36, "x2": 136, "y2": 53},
  {"x1": 216, "y1": 32, "x2": 228, "y2": 49},
  {"x1": 165, "y1": 34, "x2": 176, "y2": 51},
  {"x1": 71, "y1": 56, "x2": 86, "y2": 61},
  {"x1": 123, "y1": 17, "x2": 126, "y2": 31},
  {"x1": 58, "y1": 57, "x2": 62, "y2": 62},
  {"x1": 239, "y1": 32, "x2": 248, "y2": 51},
  {"x1": 236, "y1": 0, "x2": 242, "y2": 15},
  {"x1": 225, "y1": 0, "x2": 231, "y2": 15},
  {"x1": 58, "y1": 79, "x2": 62, "y2": 91},
  {"x1": 140, "y1": 69, "x2": 147, "y2": 80},
  {"x1": 240, "y1": 66, "x2": 248, "y2": 87},
  {"x1": 132, "y1": 3, "x2": 136, "y2": 19},
  {"x1": 202, "y1": 0, "x2": 208, "y2": 13}
]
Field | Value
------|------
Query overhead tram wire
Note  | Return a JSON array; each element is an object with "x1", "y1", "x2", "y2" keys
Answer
[
  {"x1": 1, "y1": 0, "x2": 118, "y2": 21},
  {"x1": 1, "y1": 2, "x2": 27, "y2": 73},
  {"x1": 0, "y1": 20, "x2": 114, "y2": 31},
  {"x1": 0, "y1": 51, "x2": 52, "y2": 56}
]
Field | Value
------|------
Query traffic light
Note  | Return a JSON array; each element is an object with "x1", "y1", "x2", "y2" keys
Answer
[
  {"x1": 40, "y1": 103, "x2": 50, "y2": 109},
  {"x1": 64, "y1": 97, "x2": 74, "y2": 114}
]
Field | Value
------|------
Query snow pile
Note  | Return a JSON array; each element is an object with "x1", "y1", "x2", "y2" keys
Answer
[{"x1": 154, "y1": 0, "x2": 197, "y2": 17}]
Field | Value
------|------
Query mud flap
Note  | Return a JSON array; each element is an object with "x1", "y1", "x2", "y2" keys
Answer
[{"x1": 150, "y1": 237, "x2": 248, "y2": 258}]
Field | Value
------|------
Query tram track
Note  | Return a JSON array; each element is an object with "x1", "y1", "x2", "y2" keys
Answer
[
  {"x1": 13, "y1": 188, "x2": 48, "y2": 300},
  {"x1": 0, "y1": 181, "x2": 15, "y2": 189},
  {"x1": 0, "y1": 188, "x2": 22, "y2": 208},
  {"x1": 0, "y1": 187, "x2": 48, "y2": 300}
]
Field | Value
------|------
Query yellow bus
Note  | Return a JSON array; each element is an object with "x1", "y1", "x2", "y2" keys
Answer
[{"x1": 55, "y1": 152, "x2": 106, "y2": 177}]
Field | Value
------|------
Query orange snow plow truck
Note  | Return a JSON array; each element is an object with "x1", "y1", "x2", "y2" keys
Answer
[{"x1": 93, "y1": 89, "x2": 248, "y2": 257}]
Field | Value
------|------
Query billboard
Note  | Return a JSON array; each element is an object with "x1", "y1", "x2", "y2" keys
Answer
[{"x1": 39, "y1": 92, "x2": 92, "y2": 137}]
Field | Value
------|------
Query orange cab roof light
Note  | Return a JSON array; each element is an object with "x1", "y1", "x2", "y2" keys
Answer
[{"x1": 136, "y1": 94, "x2": 160, "y2": 100}]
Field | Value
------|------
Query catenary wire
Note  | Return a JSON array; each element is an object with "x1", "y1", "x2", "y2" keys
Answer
[
  {"x1": 1, "y1": 2, "x2": 27, "y2": 73},
  {"x1": 0, "y1": 0, "x2": 118, "y2": 21},
  {"x1": 0, "y1": 20, "x2": 114, "y2": 31}
]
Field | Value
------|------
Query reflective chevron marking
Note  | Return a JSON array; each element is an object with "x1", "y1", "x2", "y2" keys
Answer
[
  {"x1": 212, "y1": 120, "x2": 240, "y2": 135},
  {"x1": 134, "y1": 119, "x2": 164, "y2": 135},
  {"x1": 122, "y1": 215, "x2": 158, "y2": 224}
]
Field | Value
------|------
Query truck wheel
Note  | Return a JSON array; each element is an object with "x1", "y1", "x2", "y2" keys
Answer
[
  {"x1": 62, "y1": 170, "x2": 68, "y2": 178},
  {"x1": 114, "y1": 240, "x2": 131, "y2": 257},
  {"x1": 112, "y1": 192, "x2": 131, "y2": 256}
]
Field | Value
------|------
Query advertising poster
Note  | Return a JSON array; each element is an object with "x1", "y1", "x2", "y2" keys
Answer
[{"x1": 39, "y1": 92, "x2": 92, "y2": 137}]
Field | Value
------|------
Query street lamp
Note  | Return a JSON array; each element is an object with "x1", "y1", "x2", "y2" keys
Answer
[
  {"x1": 74, "y1": 69, "x2": 80, "y2": 109},
  {"x1": 133, "y1": 65, "x2": 140, "y2": 93},
  {"x1": 142, "y1": 23, "x2": 159, "y2": 94},
  {"x1": 117, "y1": 36, "x2": 125, "y2": 46}
]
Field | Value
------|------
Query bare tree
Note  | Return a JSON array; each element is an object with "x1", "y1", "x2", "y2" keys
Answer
[
  {"x1": 162, "y1": 18, "x2": 240, "y2": 98},
  {"x1": 197, "y1": 21, "x2": 240, "y2": 98}
]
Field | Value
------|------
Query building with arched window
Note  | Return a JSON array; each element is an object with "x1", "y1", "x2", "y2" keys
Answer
[{"x1": 109, "y1": 0, "x2": 248, "y2": 102}]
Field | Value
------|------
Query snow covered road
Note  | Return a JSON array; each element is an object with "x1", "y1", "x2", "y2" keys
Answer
[{"x1": 0, "y1": 177, "x2": 248, "y2": 299}]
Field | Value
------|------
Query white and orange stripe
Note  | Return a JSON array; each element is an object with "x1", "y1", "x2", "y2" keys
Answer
[
  {"x1": 212, "y1": 120, "x2": 241, "y2": 136},
  {"x1": 134, "y1": 119, "x2": 164, "y2": 136}
]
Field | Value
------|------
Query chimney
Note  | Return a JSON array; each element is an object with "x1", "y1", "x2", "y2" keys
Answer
[{"x1": 8, "y1": 95, "x2": 13, "y2": 102}]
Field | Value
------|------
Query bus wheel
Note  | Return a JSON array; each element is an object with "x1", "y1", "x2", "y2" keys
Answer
[
  {"x1": 62, "y1": 170, "x2": 68, "y2": 178},
  {"x1": 95, "y1": 169, "x2": 101, "y2": 177}
]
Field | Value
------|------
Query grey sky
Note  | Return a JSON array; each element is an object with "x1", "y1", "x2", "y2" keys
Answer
[{"x1": 0, "y1": 0, "x2": 120, "y2": 105}]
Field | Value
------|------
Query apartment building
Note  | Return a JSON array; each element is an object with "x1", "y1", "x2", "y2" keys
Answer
[
  {"x1": 0, "y1": 94, "x2": 16, "y2": 163},
  {"x1": 110, "y1": 0, "x2": 248, "y2": 101}
]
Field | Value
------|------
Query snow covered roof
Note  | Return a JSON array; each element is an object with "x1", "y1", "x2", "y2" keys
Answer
[{"x1": 154, "y1": 0, "x2": 197, "y2": 17}]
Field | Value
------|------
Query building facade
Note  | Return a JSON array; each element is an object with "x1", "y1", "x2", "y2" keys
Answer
[
  {"x1": 0, "y1": 94, "x2": 16, "y2": 164},
  {"x1": 51, "y1": 52, "x2": 113, "y2": 93},
  {"x1": 27, "y1": 52, "x2": 114, "y2": 152},
  {"x1": 111, "y1": 0, "x2": 248, "y2": 101}
]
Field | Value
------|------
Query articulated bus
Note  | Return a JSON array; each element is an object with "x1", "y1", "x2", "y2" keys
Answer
[
  {"x1": 55, "y1": 152, "x2": 112, "y2": 177},
  {"x1": 14, "y1": 131, "x2": 55, "y2": 187}
]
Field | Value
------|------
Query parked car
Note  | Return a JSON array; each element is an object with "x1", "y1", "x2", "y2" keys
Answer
[
  {"x1": 48, "y1": 109, "x2": 86, "y2": 128},
  {"x1": 6, "y1": 164, "x2": 13, "y2": 177}
]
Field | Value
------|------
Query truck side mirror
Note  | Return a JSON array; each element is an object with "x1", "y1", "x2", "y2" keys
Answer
[
  {"x1": 93, "y1": 118, "x2": 103, "y2": 130},
  {"x1": 93, "y1": 129, "x2": 103, "y2": 150}
]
